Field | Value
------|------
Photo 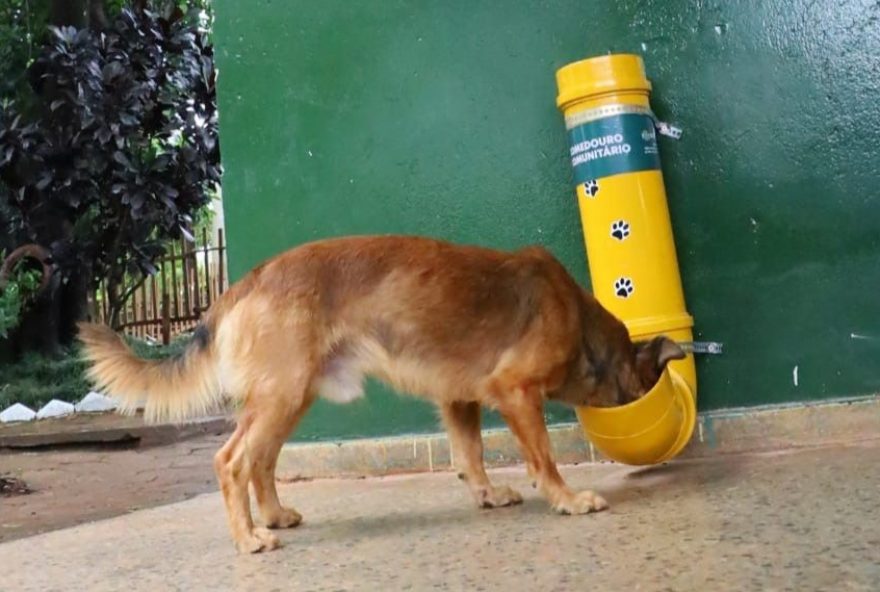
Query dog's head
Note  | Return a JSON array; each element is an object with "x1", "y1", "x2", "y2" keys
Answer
[
  {"x1": 570, "y1": 332, "x2": 686, "y2": 408},
  {"x1": 632, "y1": 335, "x2": 687, "y2": 395}
]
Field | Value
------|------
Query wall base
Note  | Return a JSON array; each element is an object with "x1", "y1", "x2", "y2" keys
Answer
[{"x1": 277, "y1": 396, "x2": 880, "y2": 480}]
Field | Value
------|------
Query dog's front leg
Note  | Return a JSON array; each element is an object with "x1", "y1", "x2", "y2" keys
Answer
[
  {"x1": 498, "y1": 391, "x2": 608, "y2": 515},
  {"x1": 441, "y1": 401, "x2": 523, "y2": 508}
]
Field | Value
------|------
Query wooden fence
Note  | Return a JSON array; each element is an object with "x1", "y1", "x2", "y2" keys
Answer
[{"x1": 95, "y1": 228, "x2": 228, "y2": 344}]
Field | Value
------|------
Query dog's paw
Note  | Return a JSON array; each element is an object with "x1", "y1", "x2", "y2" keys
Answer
[
  {"x1": 553, "y1": 490, "x2": 608, "y2": 515},
  {"x1": 265, "y1": 507, "x2": 303, "y2": 529},
  {"x1": 235, "y1": 527, "x2": 281, "y2": 554},
  {"x1": 477, "y1": 485, "x2": 524, "y2": 508}
]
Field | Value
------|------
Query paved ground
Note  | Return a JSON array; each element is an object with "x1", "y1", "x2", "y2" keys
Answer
[
  {"x1": 1, "y1": 439, "x2": 878, "y2": 592},
  {"x1": 0, "y1": 412, "x2": 232, "y2": 448}
]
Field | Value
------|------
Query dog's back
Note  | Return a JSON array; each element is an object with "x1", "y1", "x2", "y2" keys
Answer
[
  {"x1": 80, "y1": 235, "x2": 605, "y2": 419},
  {"x1": 258, "y1": 236, "x2": 587, "y2": 405}
]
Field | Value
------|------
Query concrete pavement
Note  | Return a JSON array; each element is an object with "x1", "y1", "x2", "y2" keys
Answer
[{"x1": 2, "y1": 440, "x2": 878, "y2": 592}]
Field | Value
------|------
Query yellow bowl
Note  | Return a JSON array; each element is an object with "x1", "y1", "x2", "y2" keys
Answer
[{"x1": 575, "y1": 368, "x2": 696, "y2": 465}]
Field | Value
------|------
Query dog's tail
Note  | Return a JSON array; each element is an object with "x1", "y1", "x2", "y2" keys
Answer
[{"x1": 78, "y1": 322, "x2": 223, "y2": 424}]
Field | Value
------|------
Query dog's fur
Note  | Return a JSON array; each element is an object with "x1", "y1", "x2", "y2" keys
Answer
[{"x1": 78, "y1": 235, "x2": 684, "y2": 553}]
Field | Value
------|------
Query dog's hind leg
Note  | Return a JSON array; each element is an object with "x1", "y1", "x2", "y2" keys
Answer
[
  {"x1": 214, "y1": 411, "x2": 280, "y2": 553},
  {"x1": 214, "y1": 367, "x2": 316, "y2": 553},
  {"x1": 247, "y1": 387, "x2": 315, "y2": 530},
  {"x1": 441, "y1": 401, "x2": 523, "y2": 508}
]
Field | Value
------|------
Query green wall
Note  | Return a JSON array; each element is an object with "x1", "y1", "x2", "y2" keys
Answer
[{"x1": 213, "y1": 0, "x2": 880, "y2": 441}]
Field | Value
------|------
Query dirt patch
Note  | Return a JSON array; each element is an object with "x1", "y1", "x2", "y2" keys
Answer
[
  {"x1": 0, "y1": 475, "x2": 32, "y2": 497},
  {"x1": 0, "y1": 433, "x2": 229, "y2": 543}
]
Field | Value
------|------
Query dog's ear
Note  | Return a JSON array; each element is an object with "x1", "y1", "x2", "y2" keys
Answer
[
  {"x1": 654, "y1": 336, "x2": 687, "y2": 368},
  {"x1": 634, "y1": 336, "x2": 686, "y2": 389}
]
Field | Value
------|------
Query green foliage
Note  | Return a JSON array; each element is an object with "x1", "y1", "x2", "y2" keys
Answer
[
  {"x1": 193, "y1": 194, "x2": 218, "y2": 241},
  {"x1": 0, "y1": 349, "x2": 89, "y2": 410},
  {"x1": 0, "y1": 9, "x2": 220, "y2": 278},
  {"x1": 0, "y1": 256, "x2": 42, "y2": 339},
  {"x1": 128, "y1": 333, "x2": 190, "y2": 359},
  {"x1": 0, "y1": 333, "x2": 191, "y2": 409},
  {"x1": 0, "y1": 4, "x2": 220, "y2": 329},
  {"x1": 1, "y1": 1, "x2": 214, "y2": 105},
  {"x1": 0, "y1": 0, "x2": 49, "y2": 101}
]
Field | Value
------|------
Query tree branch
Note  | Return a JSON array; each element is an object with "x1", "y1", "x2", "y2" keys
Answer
[
  {"x1": 88, "y1": 0, "x2": 108, "y2": 30},
  {"x1": 49, "y1": 0, "x2": 87, "y2": 28},
  {"x1": 108, "y1": 273, "x2": 147, "y2": 329}
]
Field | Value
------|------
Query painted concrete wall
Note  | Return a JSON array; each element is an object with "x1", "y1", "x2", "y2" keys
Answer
[{"x1": 213, "y1": 0, "x2": 880, "y2": 441}]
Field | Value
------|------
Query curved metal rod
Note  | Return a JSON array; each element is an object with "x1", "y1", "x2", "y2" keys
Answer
[{"x1": 0, "y1": 243, "x2": 54, "y2": 295}]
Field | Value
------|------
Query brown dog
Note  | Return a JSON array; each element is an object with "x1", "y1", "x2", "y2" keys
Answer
[{"x1": 79, "y1": 235, "x2": 684, "y2": 553}]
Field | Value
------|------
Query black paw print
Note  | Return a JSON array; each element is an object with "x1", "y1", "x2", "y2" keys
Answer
[
  {"x1": 614, "y1": 277, "x2": 634, "y2": 298},
  {"x1": 610, "y1": 220, "x2": 630, "y2": 241},
  {"x1": 582, "y1": 179, "x2": 599, "y2": 197}
]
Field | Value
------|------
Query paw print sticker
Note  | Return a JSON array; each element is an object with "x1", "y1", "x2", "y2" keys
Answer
[
  {"x1": 614, "y1": 277, "x2": 634, "y2": 298},
  {"x1": 610, "y1": 220, "x2": 630, "y2": 241},
  {"x1": 582, "y1": 179, "x2": 599, "y2": 198}
]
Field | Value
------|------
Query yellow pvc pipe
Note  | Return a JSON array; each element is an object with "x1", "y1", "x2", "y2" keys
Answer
[{"x1": 556, "y1": 54, "x2": 696, "y2": 464}]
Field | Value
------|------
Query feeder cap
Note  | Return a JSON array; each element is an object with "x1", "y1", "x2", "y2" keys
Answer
[{"x1": 556, "y1": 53, "x2": 652, "y2": 109}]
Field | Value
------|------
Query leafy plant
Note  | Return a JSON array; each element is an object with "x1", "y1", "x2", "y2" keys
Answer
[
  {"x1": 0, "y1": 332, "x2": 191, "y2": 409},
  {"x1": 0, "y1": 349, "x2": 89, "y2": 409},
  {"x1": 0, "y1": 0, "x2": 48, "y2": 102},
  {"x1": 0, "y1": 256, "x2": 42, "y2": 339},
  {"x1": 0, "y1": 5, "x2": 220, "y2": 339},
  {"x1": 2, "y1": 1, "x2": 214, "y2": 105}
]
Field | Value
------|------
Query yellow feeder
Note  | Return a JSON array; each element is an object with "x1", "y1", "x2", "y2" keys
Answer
[{"x1": 555, "y1": 53, "x2": 697, "y2": 465}]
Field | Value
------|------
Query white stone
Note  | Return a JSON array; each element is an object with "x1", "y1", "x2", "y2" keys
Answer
[
  {"x1": 74, "y1": 391, "x2": 118, "y2": 413},
  {"x1": 0, "y1": 403, "x2": 37, "y2": 423},
  {"x1": 36, "y1": 399, "x2": 75, "y2": 419}
]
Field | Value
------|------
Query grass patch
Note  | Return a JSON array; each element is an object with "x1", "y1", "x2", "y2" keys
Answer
[{"x1": 0, "y1": 335, "x2": 192, "y2": 411}]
